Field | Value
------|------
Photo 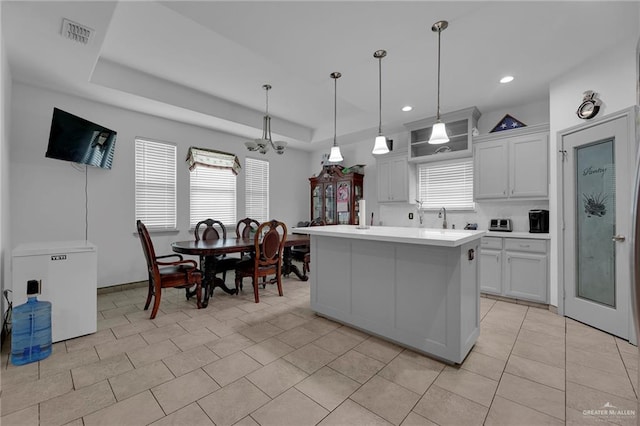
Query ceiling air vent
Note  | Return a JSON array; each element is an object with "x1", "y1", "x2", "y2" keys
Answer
[{"x1": 61, "y1": 18, "x2": 93, "y2": 44}]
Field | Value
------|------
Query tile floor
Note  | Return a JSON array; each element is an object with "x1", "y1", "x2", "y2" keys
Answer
[{"x1": 1, "y1": 276, "x2": 638, "y2": 426}]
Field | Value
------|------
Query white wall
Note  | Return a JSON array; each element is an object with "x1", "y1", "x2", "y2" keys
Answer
[
  {"x1": 1, "y1": 5, "x2": 12, "y2": 332},
  {"x1": 549, "y1": 36, "x2": 639, "y2": 307},
  {"x1": 312, "y1": 100, "x2": 550, "y2": 232},
  {"x1": 476, "y1": 99, "x2": 549, "y2": 135},
  {"x1": 308, "y1": 130, "x2": 410, "y2": 228},
  {"x1": 9, "y1": 82, "x2": 311, "y2": 288}
]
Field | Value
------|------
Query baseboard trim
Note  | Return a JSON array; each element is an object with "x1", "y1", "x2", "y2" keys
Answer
[
  {"x1": 97, "y1": 281, "x2": 147, "y2": 295},
  {"x1": 480, "y1": 292, "x2": 550, "y2": 311}
]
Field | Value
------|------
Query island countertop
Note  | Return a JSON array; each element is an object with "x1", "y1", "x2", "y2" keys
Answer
[{"x1": 293, "y1": 225, "x2": 486, "y2": 247}]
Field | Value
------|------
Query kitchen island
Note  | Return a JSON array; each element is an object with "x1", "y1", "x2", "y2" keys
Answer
[{"x1": 295, "y1": 225, "x2": 486, "y2": 364}]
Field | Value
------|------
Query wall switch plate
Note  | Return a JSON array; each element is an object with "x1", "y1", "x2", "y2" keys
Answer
[{"x1": 409, "y1": 212, "x2": 414, "y2": 220}]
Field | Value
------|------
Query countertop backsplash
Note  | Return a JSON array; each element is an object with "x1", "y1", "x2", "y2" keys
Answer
[{"x1": 379, "y1": 200, "x2": 549, "y2": 233}]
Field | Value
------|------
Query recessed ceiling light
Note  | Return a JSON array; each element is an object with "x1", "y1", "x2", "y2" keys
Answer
[
  {"x1": 500, "y1": 76, "x2": 514, "y2": 84},
  {"x1": 402, "y1": 106, "x2": 413, "y2": 112}
]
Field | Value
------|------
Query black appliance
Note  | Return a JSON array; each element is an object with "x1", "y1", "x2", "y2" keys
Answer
[{"x1": 529, "y1": 209, "x2": 549, "y2": 233}]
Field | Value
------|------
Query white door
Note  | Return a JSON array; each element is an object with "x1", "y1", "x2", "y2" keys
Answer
[
  {"x1": 377, "y1": 159, "x2": 391, "y2": 202},
  {"x1": 480, "y1": 249, "x2": 502, "y2": 295},
  {"x1": 562, "y1": 110, "x2": 635, "y2": 339},
  {"x1": 510, "y1": 133, "x2": 549, "y2": 198},
  {"x1": 474, "y1": 141, "x2": 508, "y2": 199}
]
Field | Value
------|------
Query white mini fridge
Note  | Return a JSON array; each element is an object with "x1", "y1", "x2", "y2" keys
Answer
[{"x1": 12, "y1": 241, "x2": 97, "y2": 342}]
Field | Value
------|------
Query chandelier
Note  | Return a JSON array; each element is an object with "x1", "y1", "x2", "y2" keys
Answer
[{"x1": 245, "y1": 84, "x2": 287, "y2": 155}]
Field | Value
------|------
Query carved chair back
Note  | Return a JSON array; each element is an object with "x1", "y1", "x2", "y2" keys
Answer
[
  {"x1": 236, "y1": 217, "x2": 260, "y2": 239},
  {"x1": 195, "y1": 218, "x2": 227, "y2": 242}
]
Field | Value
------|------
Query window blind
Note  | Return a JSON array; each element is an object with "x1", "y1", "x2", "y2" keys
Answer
[
  {"x1": 417, "y1": 159, "x2": 475, "y2": 210},
  {"x1": 190, "y1": 165, "x2": 237, "y2": 228},
  {"x1": 135, "y1": 138, "x2": 177, "y2": 230},
  {"x1": 245, "y1": 158, "x2": 269, "y2": 222}
]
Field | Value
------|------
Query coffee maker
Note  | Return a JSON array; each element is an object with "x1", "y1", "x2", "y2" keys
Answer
[{"x1": 528, "y1": 209, "x2": 549, "y2": 233}]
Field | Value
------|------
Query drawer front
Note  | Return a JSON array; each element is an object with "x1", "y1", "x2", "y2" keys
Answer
[
  {"x1": 504, "y1": 238, "x2": 547, "y2": 253},
  {"x1": 481, "y1": 237, "x2": 503, "y2": 250}
]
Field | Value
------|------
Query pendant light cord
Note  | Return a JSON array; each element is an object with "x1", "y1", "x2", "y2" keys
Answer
[
  {"x1": 436, "y1": 28, "x2": 442, "y2": 121},
  {"x1": 333, "y1": 76, "x2": 337, "y2": 147},
  {"x1": 378, "y1": 56, "x2": 382, "y2": 135}
]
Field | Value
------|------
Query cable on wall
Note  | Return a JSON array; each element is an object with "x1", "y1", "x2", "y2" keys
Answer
[
  {"x1": 70, "y1": 162, "x2": 89, "y2": 242},
  {"x1": 85, "y1": 165, "x2": 88, "y2": 242}
]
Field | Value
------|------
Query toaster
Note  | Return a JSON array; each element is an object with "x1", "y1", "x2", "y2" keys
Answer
[{"x1": 489, "y1": 218, "x2": 513, "y2": 232}]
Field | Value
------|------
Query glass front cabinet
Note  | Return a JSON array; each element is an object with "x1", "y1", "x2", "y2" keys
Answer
[
  {"x1": 310, "y1": 165, "x2": 364, "y2": 225},
  {"x1": 404, "y1": 106, "x2": 480, "y2": 162}
]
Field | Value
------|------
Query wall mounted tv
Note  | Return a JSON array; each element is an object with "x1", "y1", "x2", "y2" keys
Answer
[{"x1": 46, "y1": 108, "x2": 117, "y2": 169}]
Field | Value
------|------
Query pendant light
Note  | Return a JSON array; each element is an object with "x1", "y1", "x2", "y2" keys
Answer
[
  {"x1": 428, "y1": 20, "x2": 449, "y2": 145},
  {"x1": 328, "y1": 72, "x2": 344, "y2": 163},
  {"x1": 244, "y1": 84, "x2": 287, "y2": 155},
  {"x1": 372, "y1": 50, "x2": 389, "y2": 155}
]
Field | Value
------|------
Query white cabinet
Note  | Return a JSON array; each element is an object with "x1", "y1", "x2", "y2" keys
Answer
[
  {"x1": 474, "y1": 141, "x2": 508, "y2": 199},
  {"x1": 480, "y1": 236, "x2": 548, "y2": 303},
  {"x1": 474, "y1": 124, "x2": 549, "y2": 200},
  {"x1": 12, "y1": 241, "x2": 97, "y2": 342},
  {"x1": 479, "y1": 237, "x2": 503, "y2": 295},
  {"x1": 376, "y1": 152, "x2": 414, "y2": 203},
  {"x1": 405, "y1": 107, "x2": 480, "y2": 163}
]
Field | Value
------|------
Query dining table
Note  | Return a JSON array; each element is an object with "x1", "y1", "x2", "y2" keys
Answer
[{"x1": 171, "y1": 234, "x2": 310, "y2": 307}]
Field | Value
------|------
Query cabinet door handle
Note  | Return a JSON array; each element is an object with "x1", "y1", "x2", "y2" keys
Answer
[
  {"x1": 612, "y1": 235, "x2": 626, "y2": 242},
  {"x1": 507, "y1": 256, "x2": 510, "y2": 263},
  {"x1": 511, "y1": 189, "x2": 514, "y2": 194},
  {"x1": 496, "y1": 255, "x2": 499, "y2": 262},
  {"x1": 519, "y1": 244, "x2": 530, "y2": 248},
  {"x1": 503, "y1": 190, "x2": 506, "y2": 195}
]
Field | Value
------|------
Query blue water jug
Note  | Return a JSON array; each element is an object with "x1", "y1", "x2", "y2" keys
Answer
[{"x1": 10, "y1": 280, "x2": 52, "y2": 365}]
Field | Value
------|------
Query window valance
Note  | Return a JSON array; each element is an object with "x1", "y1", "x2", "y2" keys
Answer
[{"x1": 186, "y1": 147, "x2": 241, "y2": 175}]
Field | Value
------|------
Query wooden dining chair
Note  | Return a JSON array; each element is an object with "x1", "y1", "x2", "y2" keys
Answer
[
  {"x1": 234, "y1": 220, "x2": 287, "y2": 303},
  {"x1": 291, "y1": 218, "x2": 325, "y2": 275},
  {"x1": 236, "y1": 217, "x2": 260, "y2": 239},
  {"x1": 194, "y1": 219, "x2": 238, "y2": 285},
  {"x1": 235, "y1": 217, "x2": 261, "y2": 260},
  {"x1": 137, "y1": 220, "x2": 202, "y2": 319}
]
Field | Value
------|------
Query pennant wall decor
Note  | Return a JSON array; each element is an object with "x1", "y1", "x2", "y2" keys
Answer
[{"x1": 490, "y1": 114, "x2": 527, "y2": 133}]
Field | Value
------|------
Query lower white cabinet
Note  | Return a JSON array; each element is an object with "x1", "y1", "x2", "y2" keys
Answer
[
  {"x1": 479, "y1": 238, "x2": 502, "y2": 295},
  {"x1": 480, "y1": 236, "x2": 548, "y2": 303}
]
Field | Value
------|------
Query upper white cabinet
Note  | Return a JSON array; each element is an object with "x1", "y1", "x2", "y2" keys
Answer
[
  {"x1": 404, "y1": 107, "x2": 481, "y2": 163},
  {"x1": 474, "y1": 124, "x2": 549, "y2": 200},
  {"x1": 376, "y1": 151, "x2": 415, "y2": 203}
]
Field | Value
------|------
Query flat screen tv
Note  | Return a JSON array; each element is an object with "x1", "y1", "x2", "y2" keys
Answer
[{"x1": 46, "y1": 108, "x2": 117, "y2": 169}]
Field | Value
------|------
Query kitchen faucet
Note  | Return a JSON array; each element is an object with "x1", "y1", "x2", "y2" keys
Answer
[
  {"x1": 415, "y1": 199, "x2": 425, "y2": 226},
  {"x1": 438, "y1": 207, "x2": 447, "y2": 229}
]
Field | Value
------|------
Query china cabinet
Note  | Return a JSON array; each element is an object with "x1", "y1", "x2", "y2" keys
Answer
[{"x1": 310, "y1": 165, "x2": 364, "y2": 225}]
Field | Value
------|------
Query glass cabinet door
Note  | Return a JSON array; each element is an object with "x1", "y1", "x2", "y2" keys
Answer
[
  {"x1": 324, "y1": 183, "x2": 336, "y2": 224},
  {"x1": 354, "y1": 184, "x2": 362, "y2": 225},
  {"x1": 312, "y1": 184, "x2": 322, "y2": 221},
  {"x1": 337, "y1": 181, "x2": 351, "y2": 224}
]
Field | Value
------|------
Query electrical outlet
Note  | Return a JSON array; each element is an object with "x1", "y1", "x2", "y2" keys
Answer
[{"x1": 408, "y1": 212, "x2": 414, "y2": 220}]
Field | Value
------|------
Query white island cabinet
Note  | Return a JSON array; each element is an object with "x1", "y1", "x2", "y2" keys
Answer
[{"x1": 295, "y1": 225, "x2": 485, "y2": 364}]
